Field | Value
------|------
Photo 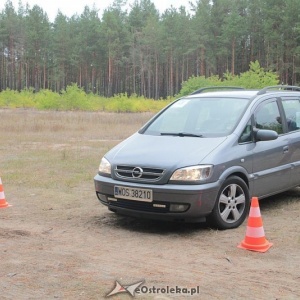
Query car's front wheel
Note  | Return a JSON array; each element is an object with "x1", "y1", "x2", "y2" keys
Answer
[{"x1": 209, "y1": 176, "x2": 250, "y2": 229}]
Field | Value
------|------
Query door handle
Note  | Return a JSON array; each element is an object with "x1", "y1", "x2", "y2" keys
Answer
[{"x1": 283, "y1": 146, "x2": 289, "y2": 154}]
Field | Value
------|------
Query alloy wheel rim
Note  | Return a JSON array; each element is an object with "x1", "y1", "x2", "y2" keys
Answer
[{"x1": 218, "y1": 183, "x2": 246, "y2": 224}]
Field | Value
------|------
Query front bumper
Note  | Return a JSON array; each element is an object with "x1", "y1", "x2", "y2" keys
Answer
[{"x1": 94, "y1": 174, "x2": 221, "y2": 223}]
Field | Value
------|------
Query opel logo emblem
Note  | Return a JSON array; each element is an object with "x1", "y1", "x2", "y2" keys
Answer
[{"x1": 132, "y1": 167, "x2": 143, "y2": 178}]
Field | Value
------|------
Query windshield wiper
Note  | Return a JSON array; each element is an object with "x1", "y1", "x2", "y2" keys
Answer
[{"x1": 160, "y1": 132, "x2": 203, "y2": 138}]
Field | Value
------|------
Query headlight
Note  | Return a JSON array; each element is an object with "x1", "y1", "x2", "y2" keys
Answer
[
  {"x1": 170, "y1": 165, "x2": 213, "y2": 182},
  {"x1": 99, "y1": 157, "x2": 111, "y2": 175}
]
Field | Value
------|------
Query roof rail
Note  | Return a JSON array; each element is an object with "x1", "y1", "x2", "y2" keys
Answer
[
  {"x1": 190, "y1": 86, "x2": 245, "y2": 95},
  {"x1": 257, "y1": 85, "x2": 300, "y2": 95}
]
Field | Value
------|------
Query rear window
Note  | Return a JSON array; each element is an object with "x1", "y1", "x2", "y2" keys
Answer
[{"x1": 281, "y1": 98, "x2": 300, "y2": 132}]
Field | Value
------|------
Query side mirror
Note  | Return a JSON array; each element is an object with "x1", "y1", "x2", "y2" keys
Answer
[{"x1": 254, "y1": 128, "x2": 278, "y2": 141}]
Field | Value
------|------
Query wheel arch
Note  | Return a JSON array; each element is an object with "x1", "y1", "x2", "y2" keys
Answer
[
  {"x1": 218, "y1": 166, "x2": 250, "y2": 188},
  {"x1": 209, "y1": 170, "x2": 251, "y2": 229},
  {"x1": 227, "y1": 172, "x2": 249, "y2": 188}
]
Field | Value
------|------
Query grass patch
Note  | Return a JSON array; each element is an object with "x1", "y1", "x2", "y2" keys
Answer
[{"x1": 0, "y1": 109, "x2": 154, "y2": 192}]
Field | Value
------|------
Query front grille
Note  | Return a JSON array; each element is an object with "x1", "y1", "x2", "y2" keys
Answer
[
  {"x1": 108, "y1": 198, "x2": 169, "y2": 213},
  {"x1": 115, "y1": 165, "x2": 165, "y2": 182}
]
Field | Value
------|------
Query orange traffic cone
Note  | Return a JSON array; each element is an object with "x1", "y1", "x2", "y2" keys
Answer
[
  {"x1": 238, "y1": 197, "x2": 272, "y2": 253},
  {"x1": 0, "y1": 177, "x2": 11, "y2": 208}
]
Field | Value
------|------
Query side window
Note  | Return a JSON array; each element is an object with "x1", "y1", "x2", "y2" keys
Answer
[
  {"x1": 254, "y1": 100, "x2": 283, "y2": 134},
  {"x1": 239, "y1": 119, "x2": 252, "y2": 143},
  {"x1": 281, "y1": 98, "x2": 300, "y2": 132}
]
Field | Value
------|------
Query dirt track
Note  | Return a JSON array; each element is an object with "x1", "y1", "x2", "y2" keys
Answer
[{"x1": 0, "y1": 109, "x2": 300, "y2": 299}]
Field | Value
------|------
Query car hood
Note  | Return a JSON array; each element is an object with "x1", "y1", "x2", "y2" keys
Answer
[{"x1": 106, "y1": 133, "x2": 227, "y2": 169}]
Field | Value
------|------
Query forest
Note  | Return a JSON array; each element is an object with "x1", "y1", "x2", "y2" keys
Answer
[{"x1": 1, "y1": 0, "x2": 300, "y2": 99}]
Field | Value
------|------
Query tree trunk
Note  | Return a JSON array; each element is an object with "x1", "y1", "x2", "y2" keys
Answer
[
  {"x1": 169, "y1": 50, "x2": 173, "y2": 96},
  {"x1": 108, "y1": 55, "x2": 113, "y2": 97},
  {"x1": 200, "y1": 47, "x2": 205, "y2": 76},
  {"x1": 155, "y1": 52, "x2": 159, "y2": 99},
  {"x1": 231, "y1": 37, "x2": 236, "y2": 75}
]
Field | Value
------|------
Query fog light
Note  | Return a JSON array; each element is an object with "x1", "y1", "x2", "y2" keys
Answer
[
  {"x1": 97, "y1": 192, "x2": 108, "y2": 203},
  {"x1": 170, "y1": 204, "x2": 189, "y2": 212}
]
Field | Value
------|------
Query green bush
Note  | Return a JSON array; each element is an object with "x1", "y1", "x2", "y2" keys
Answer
[
  {"x1": 0, "y1": 85, "x2": 170, "y2": 112},
  {"x1": 176, "y1": 75, "x2": 222, "y2": 97},
  {"x1": 34, "y1": 89, "x2": 61, "y2": 109},
  {"x1": 59, "y1": 83, "x2": 92, "y2": 110},
  {"x1": 102, "y1": 93, "x2": 170, "y2": 113},
  {"x1": 0, "y1": 88, "x2": 35, "y2": 108},
  {"x1": 236, "y1": 61, "x2": 279, "y2": 88},
  {"x1": 177, "y1": 61, "x2": 280, "y2": 97}
]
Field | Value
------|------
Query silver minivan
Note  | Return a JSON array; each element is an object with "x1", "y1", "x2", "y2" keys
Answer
[{"x1": 94, "y1": 86, "x2": 300, "y2": 229}]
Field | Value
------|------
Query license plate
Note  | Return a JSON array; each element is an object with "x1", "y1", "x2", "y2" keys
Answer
[{"x1": 114, "y1": 186, "x2": 153, "y2": 202}]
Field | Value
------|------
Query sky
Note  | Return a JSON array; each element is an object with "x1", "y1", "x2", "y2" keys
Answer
[{"x1": 7, "y1": 0, "x2": 194, "y2": 21}]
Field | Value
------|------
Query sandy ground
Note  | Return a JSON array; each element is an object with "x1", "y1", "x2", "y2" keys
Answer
[{"x1": 0, "y1": 109, "x2": 300, "y2": 299}]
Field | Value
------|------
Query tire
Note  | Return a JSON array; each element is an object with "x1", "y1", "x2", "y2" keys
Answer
[{"x1": 209, "y1": 176, "x2": 250, "y2": 229}]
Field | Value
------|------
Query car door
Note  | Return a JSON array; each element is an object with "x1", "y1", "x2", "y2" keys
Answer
[
  {"x1": 281, "y1": 96, "x2": 300, "y2": 186},
  {"x1": 252, "y1": 98, "x2": 291, "y2": 197}
]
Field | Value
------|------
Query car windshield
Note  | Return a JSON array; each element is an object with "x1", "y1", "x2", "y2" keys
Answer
[{"x1": 143, "y1": 97, "x2": 250, "y2": 137}]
